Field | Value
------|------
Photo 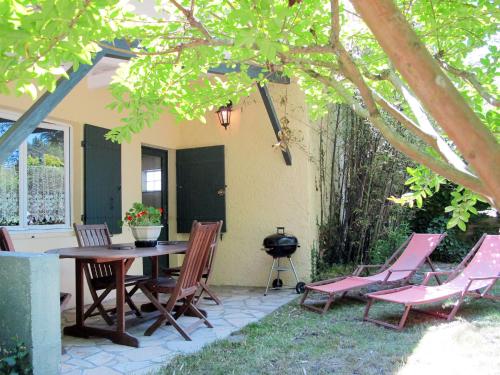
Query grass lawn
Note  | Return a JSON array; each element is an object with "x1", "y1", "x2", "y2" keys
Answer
[{"x1": 157, "y1": 282, "x2": 499, "y2": 375}]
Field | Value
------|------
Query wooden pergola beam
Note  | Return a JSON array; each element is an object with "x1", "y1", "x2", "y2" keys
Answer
[
  {"x1": 0, "y1": 40, "x2": 292, "y2": 165},
  {"x1": 0, "y1": 51, "x2": 106, "y2": 163},
  {"x1": 257, "y1": 83, "x2": 292, "y2": 166},
  {"x1": 208, "y1": 64, "x2": 290, "y2": 84}
]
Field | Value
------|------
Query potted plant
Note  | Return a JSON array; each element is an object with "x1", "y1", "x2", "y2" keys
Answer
[{"x1": 123, "y1": 202, "x2": 164, "y2": 247}]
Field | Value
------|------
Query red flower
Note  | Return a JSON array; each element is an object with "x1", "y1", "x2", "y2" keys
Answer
[
  {"x1": 159, "y1": 208, "x2": 163, "y2": 214},
  {"x1": 127, "y1": 215, "x2": 132, "y2": 221}
]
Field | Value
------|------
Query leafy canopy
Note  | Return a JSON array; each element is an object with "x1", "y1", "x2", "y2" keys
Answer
[{"x1": 0, "y1": 0, "x2": 498, "y2": 229}]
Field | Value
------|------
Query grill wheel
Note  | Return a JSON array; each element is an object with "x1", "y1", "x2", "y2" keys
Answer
[{"x1": 272, "y1": 278, "x2": 283, "y2": 288}]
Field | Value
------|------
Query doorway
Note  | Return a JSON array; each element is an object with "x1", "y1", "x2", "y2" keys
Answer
[{"x1": 141, "y1": 146, "x2": 168, "y2": 274}]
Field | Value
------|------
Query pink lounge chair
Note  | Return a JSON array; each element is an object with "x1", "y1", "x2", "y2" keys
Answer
[
  {"x1": 364, "y1": 234, "x2": 499, "y2": 330},
  {"x1": 300, "y1": 233, "x2": 446, "y2": 314}
]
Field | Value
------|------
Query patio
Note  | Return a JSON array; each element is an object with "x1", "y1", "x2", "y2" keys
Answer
[{"x1": 60, "y1": 286, "x2": 297, "y2": 375}]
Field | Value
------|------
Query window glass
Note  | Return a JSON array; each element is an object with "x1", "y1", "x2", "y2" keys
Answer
[
  {"x1": 144, "y1": 169, "x2": 162, "y2": 192},
  {"x1": 27, "y1": 128, "x2": 66, "y2": 225},
  {"x1": 0, "y1": 116, "x2": 69, "y2": 229},
  {"x1": 0, "y1": 119, "x2": 20, "y2": 226}
]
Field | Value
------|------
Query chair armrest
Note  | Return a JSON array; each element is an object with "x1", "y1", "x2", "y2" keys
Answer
[
  {"x1": 468, "y1": 275, "x2": 500, "y2": 281},
  {"x1": 383, "y1": 268, "x2": 417, "y2": 283},
  {"x1": 464, "y1": 275, "x2": 500, "y2": 295},
  {"x1": 353, "y1": 264, "x2": 384, "y2": 276},
  {"x1": 422, "y1": 271, "x2": 453, "y2": 285}
]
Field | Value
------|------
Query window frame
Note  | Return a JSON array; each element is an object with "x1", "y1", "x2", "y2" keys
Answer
[{"x1": 0, "y1": 110, "x2": 72, "y2": 231}]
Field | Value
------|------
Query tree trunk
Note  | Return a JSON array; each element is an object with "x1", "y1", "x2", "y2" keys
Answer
[{"x1": 351, "y1": 0, "x2": 500, "y2": 208}]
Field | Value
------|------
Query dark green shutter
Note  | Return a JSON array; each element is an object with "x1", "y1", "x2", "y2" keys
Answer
[
  {"x1": 176, "y1": 145, "x2": 226, "y2": 232},
  {"x1": 83, "y1": 124, "x2": 122, "y2": 234}
]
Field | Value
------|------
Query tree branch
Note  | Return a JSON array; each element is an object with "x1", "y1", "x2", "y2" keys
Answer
[
  {"x1": 385, "y1": 71, "x2": 471, "y2": 174},
  {"x1": 300, "y1": 67, "x2": 488, "y2": 197},
  {"x1": 372, "y1": 91, "x2": 464, "y2": 169},
  {"x1": 435, "y1": 54, "x2": 499, "y2": 107},
  {"x1": 169, "y1": 0, "x2": 213, "y2": 39},
  {"x1": 351, "y1": 0, "x2": 500, "y2": 208},
  {"x1": 331, "y1": 0, "x2": 340, "y2": 47},
  {"x1": 288, "y1": 45, "x2": 336, "y2": 54}
]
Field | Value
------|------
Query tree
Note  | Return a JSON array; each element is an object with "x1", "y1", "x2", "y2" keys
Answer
[{"x1": 1, "y1": 0, "x2": 499, "y2": 229}]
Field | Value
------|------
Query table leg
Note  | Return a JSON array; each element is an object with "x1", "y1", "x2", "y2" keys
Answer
[
  {"x1": 115, "y1": 259, "x2": 125, "y2": 333},
  {"x1": 152, "y1": 256, "x2": 159, "y2": 298},
  {"x1": 64, "y1": 259, "x2": 139, "y2": 347},
  {"x1": 63, "y1": 259, "x2": 89, "y2": 338}
]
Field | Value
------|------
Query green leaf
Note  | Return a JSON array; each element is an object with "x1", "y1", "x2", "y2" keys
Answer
[{"x1": 457, "y1": 220, "x2": 466, "y2": 231}]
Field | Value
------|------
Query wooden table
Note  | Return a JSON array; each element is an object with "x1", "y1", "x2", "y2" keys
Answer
[{"x1": 46, "y1": 242, "x2": 188, "y2": 347}]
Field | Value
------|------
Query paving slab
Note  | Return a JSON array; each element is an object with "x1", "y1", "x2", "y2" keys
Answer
[{"x1": 61, "y1": 286, "x2": 296, "y2": 374}]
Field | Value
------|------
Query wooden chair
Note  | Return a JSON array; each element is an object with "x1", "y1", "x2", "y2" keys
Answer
[
  {"x1": 163, "y1": 221, "x2": 223, "y2": 305},
  {"x1": 0, "y1": 227, "x2": 72, "y2": 310},
  {"x1": 138, "y1": 221, "x2": 221, "y2": 339},
  {"x1": 73, "y1": 223, "x2": 147, "y2": 325}
]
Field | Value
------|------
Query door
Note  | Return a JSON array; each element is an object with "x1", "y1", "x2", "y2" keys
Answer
[
  {"x1": 141, "y1": 146, "x2": 168, "y2": 274},
  {"x1": 176, "y1": 145, "x2": 226, "y2": 233},
  {"x1": 83, "y1": 124, "x2": 122, "y2": 234}
]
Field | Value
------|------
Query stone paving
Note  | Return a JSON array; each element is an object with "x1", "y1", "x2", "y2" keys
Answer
[{"x1": 60, "y1": 286, "x2": 298, "y2": 375}]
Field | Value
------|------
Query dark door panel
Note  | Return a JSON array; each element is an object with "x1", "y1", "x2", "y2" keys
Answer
[{"x1": 176, "y1": 146, "x2": 226, "y2": 233}]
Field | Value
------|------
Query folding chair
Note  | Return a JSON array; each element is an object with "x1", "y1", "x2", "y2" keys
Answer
[
  {"x1": 138, "y1": 221, "x2": 221, "y2": 339},
  {"x1": 300, "y1": 233, "x2": 446, "y2": 314},
  {"x1": 163, "y1": 221, "x2": 223, "y2": 305},
  {"x1": 364, "y1": 234, "x2": 500, "y2": 330},
  {"x1": 73, "y1": 223, "x2": 147, "y2": 325}
]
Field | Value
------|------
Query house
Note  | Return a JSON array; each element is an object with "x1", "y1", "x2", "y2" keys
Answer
[{"x1": 0, "y1": 55, "x2": 320, "y2": 308}]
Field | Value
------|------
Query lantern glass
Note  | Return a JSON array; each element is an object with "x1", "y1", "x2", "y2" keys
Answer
[{"x1": 216, "y1": 102, "x2": 232, "y2": 129}]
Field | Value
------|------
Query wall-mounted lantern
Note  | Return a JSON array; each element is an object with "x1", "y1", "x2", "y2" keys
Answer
[{"x1": 216, "y1": 101, "x2": 233, "y2": 130}]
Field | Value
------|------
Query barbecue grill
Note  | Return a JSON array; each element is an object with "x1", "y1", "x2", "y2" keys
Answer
[{"x1": 262, "y1": 227, "x2": 305, "y2": 295}]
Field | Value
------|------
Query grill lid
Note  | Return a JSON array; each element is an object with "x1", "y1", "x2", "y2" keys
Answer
[{"x1": 263, "y1": 227, "x2": 299, "y2": 248}]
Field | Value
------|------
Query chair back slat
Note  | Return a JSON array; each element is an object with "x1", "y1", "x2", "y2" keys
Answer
[
  {"x1": 169, "y1": 222, "x2": 220, "y2": 304},
  {"x1": 201, "y1": 221, "x2": 222, "y2": 275},
  {"x1": 0, "y1": 227, "x2": 15, "y2": 252},
  {"x1": 73, "y1": 223, "x2": 113, "y2": 278},
  {"x1": 194, "y1": 221, "x2": 222, "y2": 275}
]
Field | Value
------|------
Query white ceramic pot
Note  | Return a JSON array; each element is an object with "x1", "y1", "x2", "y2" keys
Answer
[{"x1": 130, "y1": 225, "x2": 162, "y2": 241}]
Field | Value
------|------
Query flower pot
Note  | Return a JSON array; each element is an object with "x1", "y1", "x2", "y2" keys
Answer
[{"x1": 130, "y1": 225, "x2": 162, "y2": 247}]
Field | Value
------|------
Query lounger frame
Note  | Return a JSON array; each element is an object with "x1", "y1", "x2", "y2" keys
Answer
[
  {"x1": 363, "y1": 234, "x2": 499, "y2": 330},
  {"x1": 300, "y1": 233, "x2": 445, "y2": 314}
]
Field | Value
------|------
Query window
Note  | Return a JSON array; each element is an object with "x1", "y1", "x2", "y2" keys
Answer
[
  {"x1": 0, "y1": 115, "x2": 70, "y2": 229},
  {"x1": 142, "y1": 169, "x2": 162, "y2": 192}
]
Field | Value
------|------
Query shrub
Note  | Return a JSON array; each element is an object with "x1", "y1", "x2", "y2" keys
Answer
[
  {"x1": 369, "y1": 223, "x2": 412, "y2": 264},
  {"x1": 425, "y1": 216, "x2": 470, "y2": 262},
  {"x1": 0, "y1": 341, "x2": 31, "y2": 375}
]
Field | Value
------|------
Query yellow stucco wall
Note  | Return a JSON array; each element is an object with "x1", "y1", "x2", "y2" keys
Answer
[{"x1": 0, "y1": 77, "x2": 319, "y2": 307}]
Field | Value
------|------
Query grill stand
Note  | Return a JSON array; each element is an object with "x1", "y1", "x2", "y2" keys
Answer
[{"x1": 264, "y1": 256, "x2": 302, "y2": 296}]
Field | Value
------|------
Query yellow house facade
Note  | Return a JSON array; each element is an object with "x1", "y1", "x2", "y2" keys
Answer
[{"x1": 0, "y1": 69, "x2": 320, "y2": 308}]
